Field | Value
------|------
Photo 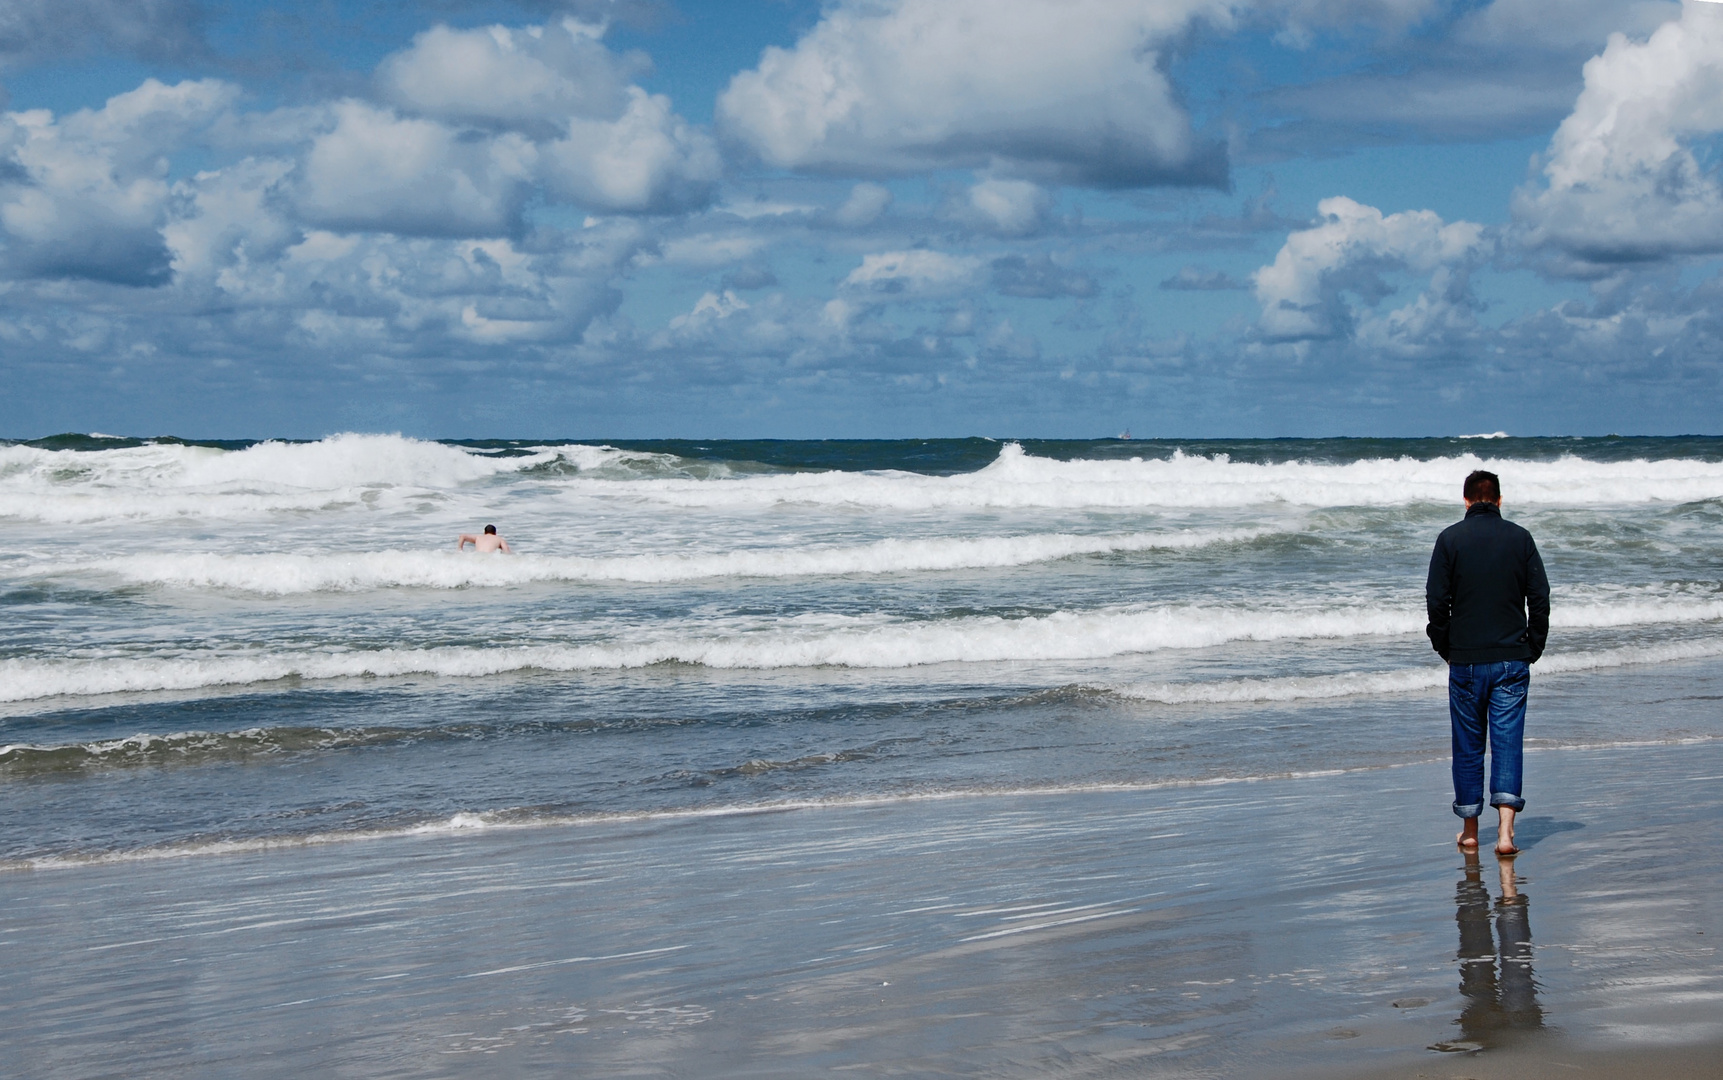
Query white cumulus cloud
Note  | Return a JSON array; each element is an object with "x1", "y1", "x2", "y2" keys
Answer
[
  {"x1": 1254, "y1": 196, "x2": 1488, "y2": 342},
  {"x1": 299, "y1": 20, "x2": 719, "y2": 231},
  {"x1": 294, "y1": 101, "x2": 539, "y2": 237},
  {"x1": 955, "y1": 178, "x2": 1051, "y2": 236},
  {"x1": 0, "y1": 78, "x2": 238, "y2": 284},
  {"x1": 832, "y1": 182, "x2": 892, "y2": 227},
  {"x1": 667, "y1": 288, "x2": 749, "y2": 332},
  {"x1": 377, "y1": 19, "x2": 642, "y2": 131},
  {"x1": 715, "y1": 0, "x2": 1231, "y2": 187},
  {"x1": 1513, "y1": 4, "x2": 1723, "y2": 268},
  {"x1": 844, "y1": 250, "x2": 985, "y2": 296},
  {"x1": 162, "y1": 156, "x2": 299, "y2": 288},
  {"x1": 539, "y1": 86, "x2": 720, "y2": 213}
]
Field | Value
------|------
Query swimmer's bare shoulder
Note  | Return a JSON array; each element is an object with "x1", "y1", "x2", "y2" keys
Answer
[{"x1": 457, "y1": 525, "x2": 511, "y2": 553}]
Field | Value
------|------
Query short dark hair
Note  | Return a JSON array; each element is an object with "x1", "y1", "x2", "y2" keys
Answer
[
  {"x1": 483, "y1": 524, "x2": 497, "y2": 534},
  {"x1": 1463, "y1": 470, "x2": 1500, "y2": 503}
]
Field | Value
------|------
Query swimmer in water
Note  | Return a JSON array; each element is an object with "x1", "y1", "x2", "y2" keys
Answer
[{"x1": 456, "y1": 524, "x2": 511, "y2": 553}]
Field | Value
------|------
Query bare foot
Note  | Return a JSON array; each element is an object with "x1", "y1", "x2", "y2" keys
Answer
[
  {"x1": 1457, "y1": 818, "x2": 1479, "y2": 850},
  {"x1": 1495, "y1": 805, "x2": 1519, "y2": 857}
]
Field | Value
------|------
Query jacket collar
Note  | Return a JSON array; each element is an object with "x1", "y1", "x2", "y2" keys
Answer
[{"x1": 1465, "y1": 502, "x2": 1502, "y2": 519}]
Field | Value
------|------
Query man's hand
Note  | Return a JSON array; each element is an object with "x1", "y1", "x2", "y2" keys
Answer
[{"x1": 1525, "y1": 630, "x2": 1545, "y2": 664}]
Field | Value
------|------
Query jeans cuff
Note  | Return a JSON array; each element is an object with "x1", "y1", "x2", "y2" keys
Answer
[
  {"x1": 1490, "y1": 793, "x2": 1526, "y2": 811},
  {"x1": 1453, "y1": 801, "x2": 1484, "y2": 819}
]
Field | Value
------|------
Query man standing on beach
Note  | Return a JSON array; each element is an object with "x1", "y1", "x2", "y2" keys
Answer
[
  {"x1": 1426, "y1": 470, "x2": 1549, "y2": 856},
  {"x1": 456, "y1": 524, "x2": 511, "y2": 553}
]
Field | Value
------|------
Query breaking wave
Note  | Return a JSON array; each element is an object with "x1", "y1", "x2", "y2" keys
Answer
[
  {"x1": 0, "y1": 435, "x2": 659, "y2": 523},
  {"x1": 10, "y1": 631, "x2": 1723, "y2": 776},
  {"x1": 613, "y1": 442, "x2": 1723, "y2": 511},
  {"x1": 2, "y1": 591, "x2": 1717, "y2": 703},
  {"x1": 39, "y1": 527, "x2": 1275, "y2": 593},
  {"x1": 5, "y1": 435, "x2": 1723, "y2": 525}
]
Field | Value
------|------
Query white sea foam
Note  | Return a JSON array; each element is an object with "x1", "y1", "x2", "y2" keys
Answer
[
  {"x1": 1115, "y1": 638, "x2": 1723, "y2": 705},
  {"x1": 0, "y1": 432, "x2": 519, "y2": 486},
  {"x1": 612, "y1": 443, "x2": 1723, "y2": 511},
  {"x1": 46, "y1": 528, "x2": 1274, "y2": 593},
  {"x1": 0, "y1": 436, "x2": 510, "y2": 523},
  {"x1": 0, "y1": 434, "x2": 650, "y2": 523},
  {"x1": 1, "y1": 592, "x2": 1716, "y2": 703},
  {"x1": 0, "y1": 605, "x2": 1409, "y2": 701},
  {"x1": 5, "y1": 435, "x2": 1723, "y2": 525}
]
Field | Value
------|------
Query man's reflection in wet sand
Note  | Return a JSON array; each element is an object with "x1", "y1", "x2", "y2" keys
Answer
[{"x1": 1445, "y1": 851, "x2": 1543, "y2": 1049}]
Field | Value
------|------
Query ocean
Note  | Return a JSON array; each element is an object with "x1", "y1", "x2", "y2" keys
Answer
[
  {"x1": 4, "y1": 433, "x2": 1722, "y2": 861},
  {"x1": 3, "y1": 434, "x2": 1722, "y2": 1076}
]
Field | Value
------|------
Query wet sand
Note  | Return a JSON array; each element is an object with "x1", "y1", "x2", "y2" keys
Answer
[
  {"x1": 1334, "y1": 1040, "x2": 1723, "y2": 1080},
  {"x1": 4, "y1": 739, "x2": 1721, "y2": 1078}
]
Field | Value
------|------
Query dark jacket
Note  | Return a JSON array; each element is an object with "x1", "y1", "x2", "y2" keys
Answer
[{"x1": 1426, "y1": 503, "x2": 1550, "y2": 665}]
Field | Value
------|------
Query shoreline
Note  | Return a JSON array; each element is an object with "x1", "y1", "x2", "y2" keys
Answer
[{"x1": 11, "y1": 730, "x2": 1723, "y2": 873}]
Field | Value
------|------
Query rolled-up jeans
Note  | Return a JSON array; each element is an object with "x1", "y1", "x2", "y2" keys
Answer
[{"x1": 1449, "y1": 660, "x2": 1530, "y2": 818}]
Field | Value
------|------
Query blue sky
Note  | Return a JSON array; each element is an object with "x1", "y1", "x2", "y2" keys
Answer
[{"x1": 1, "y1": 0, "x2": 1721, "y2": 438}]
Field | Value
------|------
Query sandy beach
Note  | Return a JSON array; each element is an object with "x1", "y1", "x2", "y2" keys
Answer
[
  {"x1": 6, "y1": 736, "x2": 1720, "y2": 1078},
  {"x1": 1337, "y1": 1042, "x2": 1723, "y2": 1080}
]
